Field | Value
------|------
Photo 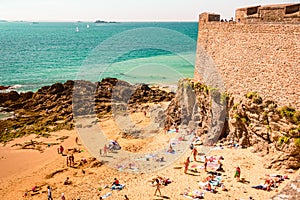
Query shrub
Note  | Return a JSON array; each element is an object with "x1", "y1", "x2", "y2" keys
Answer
[
  {"x1": 279, "y1": 106, "x2": 296, "y2": 118},
  {"x1": 241, "y1": 118, "x2": 247, "y2": 123},
  {"x1": 293, "y1": 111, "x2": 300, "y2": 124},
  {"x1": 294, "y1": 138, "x2": 300, "y2": 146},
  {"x1": 246, "y1": 92, "x2": 262, "y2": 104},
  {"x1": 233, "y1": 113, "x2": 240, "y2": 119},
  {"x1": 246, "y1": 92, "x2": 257, "y2": 99},
  {"x1": 278, "y1": 136, "x2": 290, "y2": 145},
  {"x1": 232, "y1": 103, "x2": 239, "y2": 110},
  {"x1": 221, "y1": 92, "x2": 229, "y2": 104}
]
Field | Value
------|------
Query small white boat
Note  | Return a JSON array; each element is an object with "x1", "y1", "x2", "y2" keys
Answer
[
  {"x1": 76, "y1": 26, "x2": 79, "y2": 32},
  {"x1": 86, "y1": 24, "x2": 90, "y2": 28}
]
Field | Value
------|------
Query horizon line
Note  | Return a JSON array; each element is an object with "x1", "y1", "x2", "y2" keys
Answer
[{"x1": 0, "y1": 19, "x2": 199, "y2": 23}]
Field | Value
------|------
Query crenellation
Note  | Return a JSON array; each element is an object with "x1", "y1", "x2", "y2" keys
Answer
[{"x1": 235, "y1": 3, "x2": 300, "y2": 23}]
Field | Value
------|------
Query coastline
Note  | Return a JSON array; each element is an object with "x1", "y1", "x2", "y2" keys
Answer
[{"x1": 0, "y1": 78, "x2": 299, "y2": 199}]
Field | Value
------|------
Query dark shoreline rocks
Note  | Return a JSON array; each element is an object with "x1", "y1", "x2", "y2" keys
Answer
[
  {"x1": 0, "y1": 86, "x2": 10, "y2": 91},
  {"x1": 0, "y1": 78, "x2": 175, "y2": 143}
]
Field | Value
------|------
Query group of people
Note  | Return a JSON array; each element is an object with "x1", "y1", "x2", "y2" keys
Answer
[
  {"x1": 100, "y1": 140, "x2": 122, "y2": 157},
  {"x1": 251, "y1": 174, "x2": 289, "y2": 191},
  {"x1": 66, "y1": 154, "x2": 75, "y2": 166}
]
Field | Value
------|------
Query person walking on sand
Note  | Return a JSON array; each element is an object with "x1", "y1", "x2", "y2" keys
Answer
[
  {"x1": 71, "y1": 154, "x2": 75, "y2": 166},
  {"x1": 47, "y1": 186, "x2": 53, "y2": 200},
  {"x1": 234, "y1": 166, "x2": 241, "y2": 181},
  {"x1": 204, "y1": 156, "x2": 208, "y2": 172},
  {"x1": 192, "y1": 147, "x2": 198, "y2": 161},
  {"x1": 61, "y1": 193, "x2": 66, "y2": 200},
  {"x1": 154, "y1": 178, "x2": 162, "y2": 196},
  {"x1": 184, "y1": 156, "x2": 190, "y2": 174},
  {"x1": 58, "y1": 145, "x2": 64, "y2": 154},
  {"x1": 66, "y1": 156, "x2": 69, "y2": 166},
  {"x1": 103, "y1": 144, "x2": 108, "y2": 156},
  {"x1": 75, "y1": 137, "x2": 79, "y2": 144}
]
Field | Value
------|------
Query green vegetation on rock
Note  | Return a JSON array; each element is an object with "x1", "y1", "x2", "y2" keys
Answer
[
  {"x1": 278, "y1": 106, "x2": 300, "y2": 124},
  {"x1": 246, "y1": 91, "x2": 262, "y2": 104},
  {"x1": 294, "y1": 138, "x2": 300, "y2": 147},
  {"x1": 278, "y1": 135, "x2": 290, "y2": 145}
]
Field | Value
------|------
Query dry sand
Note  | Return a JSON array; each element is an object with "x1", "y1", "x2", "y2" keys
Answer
[{"x1": 0, "y1": 111, "x2": 298, "y2": 200}]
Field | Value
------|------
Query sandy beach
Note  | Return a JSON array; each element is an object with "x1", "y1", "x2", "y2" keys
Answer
[{"x1": 0, "y1": 111, "x2": 298, "y2": 200}]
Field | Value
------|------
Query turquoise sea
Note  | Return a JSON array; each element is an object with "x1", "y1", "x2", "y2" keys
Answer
[{"x1": 0, "y1": 22, "x2": 198, "y2": 92}]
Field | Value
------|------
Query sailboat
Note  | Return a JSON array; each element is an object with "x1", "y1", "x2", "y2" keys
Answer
[
  {"x1": 76, "y1": 26, "x2": 79, "y2": 32},
  {"x1": 86, "y1": 24, "x2": 90, "y2": 28}
]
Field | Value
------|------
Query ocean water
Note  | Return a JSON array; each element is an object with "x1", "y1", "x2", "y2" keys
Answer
[{"x1": 0, "y1": 22, "x2": 198, "y2": 92}]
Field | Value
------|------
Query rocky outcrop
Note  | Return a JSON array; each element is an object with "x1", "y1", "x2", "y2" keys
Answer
[
  {"x1": 0, "y1": 78, "x2": 175, "y2": 142},
  {"x1": 0, "y1": 86, "x2": 10, "y2": 91},
  {"x1": 228, "y1": 92, "x2": 300, "y2": 169},
  {"x1": 164, "y1": 80, "x2": 299, "y2": 170},
  {"x1": 165, "y1": 79, "x2": 215, "y2": 136}
]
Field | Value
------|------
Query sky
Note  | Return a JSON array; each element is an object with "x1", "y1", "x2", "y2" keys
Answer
[{"x1": 0, "y1": 0, "x2": 299, "y2": 22}]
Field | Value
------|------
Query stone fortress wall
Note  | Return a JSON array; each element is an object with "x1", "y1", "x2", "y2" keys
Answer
[{"x1": 194, "y1": 3, "x2": 300, "y2": 109}]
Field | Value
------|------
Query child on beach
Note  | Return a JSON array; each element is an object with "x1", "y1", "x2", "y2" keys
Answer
[
  {"x1": 63, "y1": 177, "x2": 71, "y2": 185},
  {"x1": 234, "y1": 166, "x2": 241, "y2": 181},
  {"x1": 112, "y1": 178, "x2": 120, "y2": 186}
]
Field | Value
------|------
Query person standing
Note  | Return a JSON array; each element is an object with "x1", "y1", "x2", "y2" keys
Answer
[
  {"x1": 234, "y1": 166, "x2": 241, "y2": 181},
  {"x1": 154, "y1": 178, "x2": 162, "y2": 196},
  {"x1": 47, "y1": 186, "x2": 53, "y2": 200},
  {"x1": 103, "y1": 144, "x2": 108, "y2": 156},
  {"x1": 184, "y1": 157, "x2": 190, "y2": 174},
  {"x1": 204, "y1": 156, "x2": 208, "y2": 172},
  {"x1": 192, "y1": 147, "x2": 198, "y2": 162}
]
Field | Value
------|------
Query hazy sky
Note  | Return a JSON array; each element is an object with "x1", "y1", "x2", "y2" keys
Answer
[{"x1": 0, "y1": 0, "x2": 299, "y2": 22}]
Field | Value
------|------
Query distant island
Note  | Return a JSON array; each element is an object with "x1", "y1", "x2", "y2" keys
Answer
[
  {"x1": 0, "y1": 20, "x2": 8, "y2": 22},
  {"x1": 95, "y1": 20, "x2": 118, "y2": 23}
]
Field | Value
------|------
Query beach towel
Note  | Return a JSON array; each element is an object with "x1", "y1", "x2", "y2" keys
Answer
[
  {"x1": 111, "y1": 184, "x2": 125, "y2": 190},
  {"x1": 166, "y1": 150, "x2": 176, "y2": 154},
  {"x1": 101, "y1": 192, "x2": 112, "y2": 199},
  {"x1": 182, "y1": 190, "x2": 204, "y2": 199},
  {"x1": 170, "y1": 138, "x2": 179, "y2": 146},
  {"x1": 199, "y1": 181, "x2": 208, "y2": 187},
  {"x1": 168, "y1": 129, "x2": 176, "y2": 133}
]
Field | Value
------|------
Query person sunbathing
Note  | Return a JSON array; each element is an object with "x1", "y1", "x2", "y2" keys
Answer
[
  {"x1": 63, "y1": 177, "x2": 71, "y2": 185},
  {"x1": 167, "y1": 145, "x2": 175, "y2": 153},
  {"x1": 112, "y1": 178, "x2": 120, "y2": 186},
  {"x1": 203, "y1": 183, "x2": 215, "y2": 192},
  {"x1": 252, "y1": 183, "x2": 271, "y2": 191}
]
